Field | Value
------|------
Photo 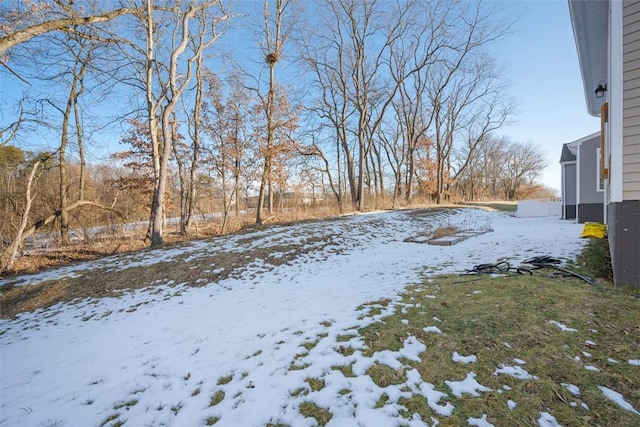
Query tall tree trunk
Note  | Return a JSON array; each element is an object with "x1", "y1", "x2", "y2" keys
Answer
[
  {"x1": 1, "y1": 160, "x2": 40, "y2": 273},
  {"x1": 74, "y1": 93, "x2": 85, "y2": 201},
  {"x1": 234, "y1": 157, "x2": 241, "y2": 217},
  {"x1": 172, "y1": 132, "x2": 187, "y2": 234},
  {"x1": 59, "y1": 73, "x2": 80, "y2": 246},
  {"x1": 257, "y1": 0, "x2": 287, "y2": 224},
  {"x1": 145, "y1": 0, "x2": 161, "y2": 243},
  {"x1": 185, "y1": 20, "x2": 208, "y2": 232},
  {"x1": 256, "y1": 45, "x2": 276, "y2": 225},
  {"x1": 149, "y1": 3, "x2": 212, "y2": 245}
]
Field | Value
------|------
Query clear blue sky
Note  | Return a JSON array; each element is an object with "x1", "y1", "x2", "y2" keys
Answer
[{"x1": 492, "y1": 0, "x2": 600, "y2": 192}]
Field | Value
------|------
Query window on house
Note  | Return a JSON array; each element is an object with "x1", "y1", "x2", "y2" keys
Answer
[{"x1": 596, "y1": 147, "x2": 605, "y2": 192}]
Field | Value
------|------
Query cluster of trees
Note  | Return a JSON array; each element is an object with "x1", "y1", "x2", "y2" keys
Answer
[{"x1": 0, "y1": 0, "x2": 550, "y2": 272}]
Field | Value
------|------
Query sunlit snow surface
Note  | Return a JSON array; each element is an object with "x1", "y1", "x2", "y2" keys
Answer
[{"x1": 1, "y1": 210, "x2": 588, "y2": 426}]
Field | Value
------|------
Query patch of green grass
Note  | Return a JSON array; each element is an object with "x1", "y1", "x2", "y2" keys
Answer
[
  {"x1": 397, "y1": 394, "x2": 430, "y2": 418},
  {"x1": 358, "y1": 318, "x2": 408, "y2": 356},
  {"x1": 356, "y1": 298, "x2": 392, "y2": 312},
  {"x1": 99, "y1": 414, "x2": 121, "y2": 427},
  {"x1": 356, "y1": 272, "x2": 640, "y2": 426},
  {"x1": 209, "y1": 390, "x2": 225, "y2": 406},
  {"x1": 217, "y1": 374, "x2": 233, "y2": 385},
  {"x1": 305, "y1": 377, "x2": 326, "y2": 392},
  {"x1": 320, "y1": 320, "x2": 332, "y2": 327},
  {"x1": 575, "y1": 237, "x2": 613, "y2": 280},
  {"x1": 335, "y1": 334, "x2": 357, "y2": 342},
  {"x1": 299, "y1": 401, "x2": 332, "y2": 425},
  {"x1": 338, "y1": 346, "x2": 355, "y2": 356},
  {"x1": 366, "y1": 363, "x2": 406, "y2": 388},
  {"x1": 191, "y1": 387, "x2": 201, "y2": 396},
  {"x1": 205, "y1": 416, "x2": 219, "y2": 425},
  {"x1": 113, "y1": 399, "x2": 138, "y2": 410},
  {"x1": 331, "y1": 364, "x2": 355, "y2": 377},
  {"x1": 171, "y1": 402, "x2": 183, "y2": 415},
  {"x1": 338, "y1": 388, "x2": 351, "y2": 396},
  {"x1": 288, "y1": 362, "x2": 311, "y2": 371},
  {"x1": 290, "y1": 387, "x2": 308, "y2": 397},
  {"x1": 374, "y1": 393, "x2": 389, "y2": 408},
  {"x1": 302, "y1": 340, "x2": 319, "y2": 351}
]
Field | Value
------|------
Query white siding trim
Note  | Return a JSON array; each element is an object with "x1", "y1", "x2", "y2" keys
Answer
[
  {"x1": 576, "y1": 144, "x2": 581, "y2": 216},
  {"x1": 561, "y1": 162, "x2": 566, "y2": 218},
  {"x1": 568, "y1": 131, "x2": 601, "y2": 146},
  {"x1": 609, "y1": 0, "x2": 624, "y2": 202},
  {"x1": 597, "y1": 147, "x2": 605, "y2": 192}
]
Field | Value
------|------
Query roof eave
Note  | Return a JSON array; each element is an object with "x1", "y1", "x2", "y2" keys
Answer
[{"x1": 568, "y1": 0, "x2": 609, "y2": 117}]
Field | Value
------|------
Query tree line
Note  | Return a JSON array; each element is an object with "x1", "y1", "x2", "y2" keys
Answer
[{"x1": 0, "y1": 0, "x2": 549, "y2": 273}]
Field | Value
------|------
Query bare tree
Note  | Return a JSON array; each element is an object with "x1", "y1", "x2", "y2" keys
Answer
[
  {"x1": 253, "y1": 0, "x2": 296, "y2": 224},
  {"x1": 140, "y1": 0, "x2": 227, "y2": 246},
  {"x1": 498, "y1": 140, "x2": 547, "y2": 200},
  {"x1": 0, "y1": 157, "x2": 42, "y2": 273},
  {"x1": 453, "y1": 136, "x2": 547, "y2": 201},
  {"x1": 424, "y1": 1, "x2": 512, "y2": 204},
  {"x1": 385, "y1": 1, "x2": 454, "y2": 204},
  {"x1": 3, "y1": 8, "x2": 117, "y2": 246},
  {"x1": 51, "y1": 34, "x2": 95, "y2": 245},
  {"x1": 299, "y1": 0, "x2": 419, "y2": 210},
  {"x1": 0, "y1": 2, "x2": 144, "y2": 56},
  {"x1": 174, "y1": 8, "x2": 226, "y2": 235},
  {"x1": 0, "y1": 151, "x2": 124, "y2": 272},
  {"x1": 181, "y1": 10, "x2": 210, "y2": 233},
  {"x1": 203, "y1": 78, "x2": 232, "y2": 232}
]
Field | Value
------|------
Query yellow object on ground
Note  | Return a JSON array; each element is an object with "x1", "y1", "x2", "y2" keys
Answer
[{"x1": 581, "y1": 222, "x2": 607, "y2": 239}]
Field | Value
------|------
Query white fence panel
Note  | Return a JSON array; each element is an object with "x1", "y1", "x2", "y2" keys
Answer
[{"x1": 516, "y1": 199, "x2": 562, "y2": 218}]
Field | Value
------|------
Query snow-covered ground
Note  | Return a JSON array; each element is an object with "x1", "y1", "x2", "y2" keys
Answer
[{"x1": 1, "y1": 208, "x2": 631, "y2": 426}]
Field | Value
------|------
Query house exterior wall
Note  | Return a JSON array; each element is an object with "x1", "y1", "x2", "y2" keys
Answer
[
  {"x1": 578, "y1": 135, "x2": 605, "y2": 204},
  {"x1": 608, "y1": 201, "x2": 640, "y2": 285},
  {"x1": 568, "y1": 0, "x2": 639, "y2": 285},
  {"x1": 563, "y1": 163, "x2": 577, "y2": 219},
  {"x1": 623, "y1": 1, "x2": 640, "y2": 199},
  {"x1": 576, "y1": 135, "x2": 605, "y2": 223},
  {"x1": 609, "y1": 0, "x2": 640, "y2": 285}
]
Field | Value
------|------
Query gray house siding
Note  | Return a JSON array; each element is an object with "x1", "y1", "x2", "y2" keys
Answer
[
  {"x1": 623, "y1": 0, "x2": 640, "y2": 199},
  {"x1": 577, "y1": 135, "x2": 604, "y2": 203},
  {"x1": 577, "y1": 134, "x2": 604, "y2": 223},
  {"x1": 609, "y1": 0, "x2": 640, "y2": 285},
  {"x1": 560, "y1": 134, "x2": 603, "y2": 223},
  {"x1": 563, "y1": 163, "x2": 577, "y2": 219}
]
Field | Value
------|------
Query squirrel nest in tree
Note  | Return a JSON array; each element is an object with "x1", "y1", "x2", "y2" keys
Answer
[{"x1": 265, "y1": 52, "x2": 279, "y2": 64}]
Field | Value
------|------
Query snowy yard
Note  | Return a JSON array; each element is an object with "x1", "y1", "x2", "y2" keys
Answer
[{"x1": 1, "y1": 208, "x2": 638, "y2": 426}]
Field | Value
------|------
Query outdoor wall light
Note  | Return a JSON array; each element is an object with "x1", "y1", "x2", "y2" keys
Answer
[{"x1": 595, "y1": 82, "x2": 607, "y2": 98}]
